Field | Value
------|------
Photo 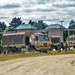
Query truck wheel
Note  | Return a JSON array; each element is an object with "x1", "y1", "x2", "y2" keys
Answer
[
  {"x1": 39, "y1": 50, "x2": 47, "y2": 53},
  {"x1": 73, "y1": 46, "x2": 75, "y2": 49},
  {"x1": 43, "y1": 50, "x2": 47, "y2": 53},
  {"x1": 55, "y1": 46, "x2": 58, "y2": 50}
]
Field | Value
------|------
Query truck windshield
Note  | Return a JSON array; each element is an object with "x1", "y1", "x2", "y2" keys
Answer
[
  {"x1": 39, "y1": 35, "x2": 49, "y2": 41},
  {"x1": 69, "y1": 38, "x2": 75, "y2": 41},
  {"x1": 51, "y1": 38, "x2": 60, "y2": 43}
]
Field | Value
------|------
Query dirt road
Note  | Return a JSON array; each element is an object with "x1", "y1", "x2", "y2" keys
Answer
[{"x1": 0, "y1": 54, "x2": 75, "y2": 75}]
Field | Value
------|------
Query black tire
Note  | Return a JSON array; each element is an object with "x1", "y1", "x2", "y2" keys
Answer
[
  {"x1": 0, "y1": 46, "x2": 3, "y2": 54},
  {"x1": 73, "y1": 46, "x2": 75, "y2": 49},
  {"x1": 39, "y1": 50, "x2": 47, "y2": 53}
]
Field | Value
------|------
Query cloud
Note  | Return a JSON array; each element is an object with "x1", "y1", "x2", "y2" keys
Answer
[
  {"x1": 37, "y1": 0, "x2": 51, "y2": 4},
  {"x1": 68, "y1": 0, "x2": 75, "y2": 1},
  {"x1": 23, "y1": 8, "x2": 56, "y2": 13},
  {"x1": 24, "y1": 0, "x2": 49, "y2": 4},
  {"x1": 23, "y1": 3, "x2": 56, "y2": 13},
  {"x1": 36, "y1": 8, "x2": 56, "y2": 12},
  {"x1": 11, "y1": 10, "x2": 22, "y2": 16},
  {"x1": 46, "y1": 18, "x2": 60, "y2": 22},
  {"x1": 0, "y1": 16, "x2": 8, "y2": 19},
  {"x1": 0, "y1": 0, "x2": 74, "y2": 28},
  {"x1": 0, "y1": 4, "x2": 21, "y2": 9},
  {"x1": 53, "y1": 2, "x2": 75, "y2": 8},
  {"x1": 0, "y1": 0, "x2": 25, "y2": 5}
]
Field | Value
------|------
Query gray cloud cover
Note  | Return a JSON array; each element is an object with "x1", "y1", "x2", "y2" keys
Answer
[
  {"x1": 53, "y1": 3, "x2": 75, "y2": 8},
  {"x1": 0, "y1": 0, "x2": 75, "y2": 28},
  {"x1": 0, "y1": 4, "x2": 21, "y2": 9},
  {"x1": 23, "y1": 8, "x2": 56, "y2": 13},
  {"x1": 0, "y1": 16, "x2": 8, "y2": 19}
]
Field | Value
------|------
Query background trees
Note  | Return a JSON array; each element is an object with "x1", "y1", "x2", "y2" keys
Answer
[
  {"x1": 9, "y1": 17, "x2": 22, "y2": 28},
  {"x1": 69, "y1": 20, "x2": 75, "y2": 29},
  {"x1": 28, "y1": 20, "x2": 48, "y2": 29},
  {"x1": 0, "y1": 22, "x2": 6, "y2": 45},
  {"x1": 0, "y1": 22, "x2": 6, "y2": 32},
  {"x1": 68, "y1": 20, "x2": 75, "y2": 35},
  {"x1": 63, "y1": 20, "x2": 75, "y2": 41}
]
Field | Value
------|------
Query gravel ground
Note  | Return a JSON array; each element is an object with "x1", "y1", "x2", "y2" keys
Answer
[{"x1": 0, "y1": 54, "x2": 75, "y2": 75}]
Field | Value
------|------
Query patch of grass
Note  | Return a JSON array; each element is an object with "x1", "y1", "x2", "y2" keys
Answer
[
  {"x1": 0, "y1": 52, "x2": 48, "y2": 61},
  {"x1": 0, "y1": 49, "x2": 75, "y2": 61},
  {"x1": 48, "y1": 49, "x2": 75, "y2": 55}
]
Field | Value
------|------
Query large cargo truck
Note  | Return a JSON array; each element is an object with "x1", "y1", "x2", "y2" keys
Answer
[
  {"x1": 29, "y1": 33, "x2": 52, "y2": 52},
  {"x1": 2, "y1": 32, "x2": 52, "y2": 53}
]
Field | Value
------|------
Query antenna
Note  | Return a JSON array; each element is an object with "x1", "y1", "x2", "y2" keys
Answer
[{"x1": 59, "y1": 18, "x2": 65, "y2": 26}]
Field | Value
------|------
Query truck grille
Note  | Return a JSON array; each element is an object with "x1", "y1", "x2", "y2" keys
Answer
[
  {"x1": 70, "y1": 42, "x2": 75, "y2": 44},
  {"x1": 44, "y1": 43, "x2": 47, "y2": 47}
]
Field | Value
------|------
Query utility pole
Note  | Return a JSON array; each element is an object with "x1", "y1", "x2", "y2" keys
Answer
[
  {"x1": 59, "y1": 20, "x2": 64, "y2": 26},
  {"x1": 68, "y1": 28, "x2": 70, "y2": 50}
]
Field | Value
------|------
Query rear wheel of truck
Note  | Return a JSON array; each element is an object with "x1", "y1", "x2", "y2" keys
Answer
[
  {"x1": 43, "y1": 50, "x2": 48, "y2": 53},
  {"x1": 39, "y1": 50, "x2": 47, "y2": 53},
  {"x1": 73, "y1": 46, "x2": 75, "y2": 49}
]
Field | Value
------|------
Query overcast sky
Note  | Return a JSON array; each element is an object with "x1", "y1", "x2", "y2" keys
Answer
[{"x1": 0, "y1": 0, "x2": 75, "y2": 28}]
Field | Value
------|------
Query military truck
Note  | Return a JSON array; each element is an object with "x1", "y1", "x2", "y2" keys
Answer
[
  {"x1": 50, "y1": 36, "x2": 64, "y2": 50},
  {"x1": 29, "y1": 32, "x2": 52, "y2": 52},
  {"x1": 66, "y1": 35, "x2": 75, "y2": 48},
  {"x1": 2, "y1": 32, "x2": 52, "y2": 53},
  {"x1": 0, "y1": 40, "x2": 3, "y2": 54}
]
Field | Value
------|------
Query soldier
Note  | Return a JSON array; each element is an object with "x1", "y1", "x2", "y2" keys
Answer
[
  {"x1": 58, "y1": 43, "x2": 61, "y2": 53},
  {"x1": 64, "y1": 41, "x2": 68, "y2": 52}
]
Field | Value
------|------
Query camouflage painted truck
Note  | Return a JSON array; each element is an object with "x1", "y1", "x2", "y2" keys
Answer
[
  {"x1": 50, "y1": 36, "x2": 64, "y2": 50},
  {"x1": 29, "y1": 32, "x2": 52, "y2": 52},
  {"x1": 2, "y1": 32, "x2": 52, "y2": 53},
  {"x1": 2, "y1": 32, "x2": 32, "y2": 53},
  {"x1": 66, "y1": 35, "x2": 75, "y2": 48}
]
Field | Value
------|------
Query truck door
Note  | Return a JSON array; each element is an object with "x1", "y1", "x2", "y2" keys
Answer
[{"x1": 25, "y1": 36, "x2": 30, "y2": 45}]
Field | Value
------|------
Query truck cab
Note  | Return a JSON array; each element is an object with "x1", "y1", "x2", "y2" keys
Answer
[
  {"x1": 66, "y1": 35, "x2": 75, "y2": 48},
  {"x1": 29, "y1": 33, "x2": 52, "y2": 52},
  {"x1": 50, "y1": 36, "x2": 64, "y2": 50}
]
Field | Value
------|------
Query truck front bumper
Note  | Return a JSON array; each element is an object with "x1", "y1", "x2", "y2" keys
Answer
[{"x1": 36, "y1": 46, "x2": 50, "y2": 51}]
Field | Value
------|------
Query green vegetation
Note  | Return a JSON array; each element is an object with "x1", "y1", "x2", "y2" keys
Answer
[
  {"x1": 50, "y1": 49, "x2": 75, "y2": 55},
  {"x1": 9, "y1": 17, "x2": 22, "y2": 29},
  {"x1": 0, "y1": 49, "x2": 75, "y2": 61},
  {"x1": 0, "y1": 39, "x2": 2, "y2": 46},
  {"x1": 28, "y1": 20, "x2": 48, "y2": 29},
  {"x1": 0, "y1": 52, "x2": 48, "y2": 61}
]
